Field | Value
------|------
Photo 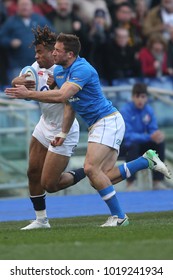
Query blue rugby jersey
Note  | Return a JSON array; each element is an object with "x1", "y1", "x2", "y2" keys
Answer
[
  {"x1": 54, "y1": 56, "x2": 117, "y2": 127},
  {"x1": 120, "y1": 101, "x2": 158, "y2": 147}
]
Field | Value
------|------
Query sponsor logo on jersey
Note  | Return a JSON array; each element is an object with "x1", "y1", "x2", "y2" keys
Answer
[
  {"x1": 56, "y1": 75, "x2": 64, "y2": 79},
  {"x1": 71, "y1": 77, "x2": 81, "y2": 81},
  {"x1": 38, "y1": 71, "x2": 44, "y2": 76},
  {"x1": 68, "y1": 97, "x2": 80, "y2": 102},
  {"x1": 143, "y1": 114, "x2": 151, "y2": 124}
]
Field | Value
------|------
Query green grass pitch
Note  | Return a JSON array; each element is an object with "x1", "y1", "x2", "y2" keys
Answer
[{"x1": 0, "y1": 211, "x2": 173, "y2": 260}]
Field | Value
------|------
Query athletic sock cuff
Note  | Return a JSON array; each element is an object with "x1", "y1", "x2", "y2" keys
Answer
[
  {"x1": 98, "y1": 185, "x2": 116, "y2": 200},
  {"x1": 30, "y1": 193, "x2": 46, "y2": 211},
  {"x1": 68, "y1": 168, "x2": 86, "y2": 185}
]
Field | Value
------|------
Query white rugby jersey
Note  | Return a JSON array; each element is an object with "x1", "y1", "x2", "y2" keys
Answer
[{"x1": 32, "y1": 61, "x2": 64, "y2": 128}]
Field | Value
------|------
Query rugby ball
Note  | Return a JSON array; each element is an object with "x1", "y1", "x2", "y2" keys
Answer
[{"x1": 20, "y1": 66, "x2": 38, "y2": 90}]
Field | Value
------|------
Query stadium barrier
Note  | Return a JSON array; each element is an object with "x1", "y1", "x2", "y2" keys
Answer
[{"x1": 0, "y1": 96, "x2": 40, "y2": 192}]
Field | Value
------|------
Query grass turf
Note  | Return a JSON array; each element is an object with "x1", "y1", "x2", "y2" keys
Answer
[{"x1": 0, "y1": 211, "x2": 173, "y2": 260}]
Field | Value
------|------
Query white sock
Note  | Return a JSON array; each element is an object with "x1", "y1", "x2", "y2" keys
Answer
[{"x1": 35, "y1": 210, "x2": 47, "y2": 221}]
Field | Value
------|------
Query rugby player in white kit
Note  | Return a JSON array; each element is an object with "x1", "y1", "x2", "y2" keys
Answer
[{"x1": 12, "y1": 26, "x2": 85, "y2": 230}]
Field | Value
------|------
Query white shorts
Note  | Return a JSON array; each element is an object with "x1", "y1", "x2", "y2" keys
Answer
[
  {"x1": 32, "y1": 116, "x2": 79, "y2": 156},
  {"x1": 88, "y1": 112, "x2": 125, "y2": 153}
]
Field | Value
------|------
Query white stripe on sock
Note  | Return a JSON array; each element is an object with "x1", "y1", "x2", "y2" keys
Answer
[
  {"x1": 102, "y1": 190, "x2": 116, "y2": 200},
  {"x1": 30, "y1": 192, "x2": 46, "y2": 198},
  {"x1": 124, "y1": 163, "x2": 131, "y2": 178}
]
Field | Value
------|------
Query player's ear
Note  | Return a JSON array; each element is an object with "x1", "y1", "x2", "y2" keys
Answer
[{"x1": 68, "y1": 51, "x2": 74, "y2": 58}]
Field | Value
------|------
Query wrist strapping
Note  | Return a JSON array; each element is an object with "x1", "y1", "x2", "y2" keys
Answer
[{"x1": 55, "y1": 132, "x2": 67, "y2": 139}]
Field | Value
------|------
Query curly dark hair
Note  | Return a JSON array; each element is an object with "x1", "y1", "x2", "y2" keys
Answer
[{"x1": 32, "y1": 26, "x2": 57, "y2": 51}]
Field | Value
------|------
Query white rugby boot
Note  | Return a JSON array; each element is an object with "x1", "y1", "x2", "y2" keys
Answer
[
  {"x1": 21, "y1": 218, "x2": 50, "y2": 230},
  {"x1": 143, "y1": 149, "x2": 171, "y2": 179},
  {"x1": 100, "y1": 214, "x2": 129, "y2": 227}
]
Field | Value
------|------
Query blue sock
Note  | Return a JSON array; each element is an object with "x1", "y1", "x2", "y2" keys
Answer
[
  {"x1": 98, "y1": 185, "x2": 125, "y2": 218},
  {"x1": 119, "y1": 156, "x2": 149, "y2": 180}
]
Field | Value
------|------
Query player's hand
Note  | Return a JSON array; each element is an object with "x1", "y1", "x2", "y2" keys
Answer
[
  {"x1": 51, "y1": 132, "x2": 67, "y2": 147},
  {"x1": 47, "y1": 74, "x2": 56, "y2": 89},
  {"x1": 51, "y1": 137, "x2": 65, "y2": 147},
  {"x1": 12, "y1": 74, "x2": 36, "y2": 89},
  {"x1": 5, "y1": 85, "x2": 29, "y2": 99}
]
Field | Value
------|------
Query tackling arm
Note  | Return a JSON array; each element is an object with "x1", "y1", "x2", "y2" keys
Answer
[{"x1": 5, "y1": 82, "x2": 80, "y2": 103}]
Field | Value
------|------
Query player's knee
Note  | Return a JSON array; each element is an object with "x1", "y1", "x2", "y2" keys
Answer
[
  {"x1": 43, "y1": 183, "x2": 58, "y2": 193},
  {"x1": 84, "y1": 163, "x2": 96, "y2": 179},
  {"x1": 42, "y1": 178, "x2": 60, "y2": 193}
]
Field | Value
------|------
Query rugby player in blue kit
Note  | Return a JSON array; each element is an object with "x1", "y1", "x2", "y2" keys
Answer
[{"x1": 5, "y1": 33, "x2": 171, "y2": 227}]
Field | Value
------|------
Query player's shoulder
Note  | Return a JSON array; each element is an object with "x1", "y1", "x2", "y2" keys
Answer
[
  {"x1": 51, "y1": 64, "x2": 56, "y2": 70},
  {"x1": 31, "y1": 61, "x2": 39, "y2": 71},
  {"x1": 33, "y1": 62, "x2": 56, "y2": 76},
  {"x1": 54, "y1": 64, "x2": 63, "y2": 75},
  {"x1": 31, "y1": 62, "x2": 43, "y2": 77},
  {"x1": 73, "y1": 56, "x2": 91, "y2": 68},
  {"x1": 71, "y1": 57, "x2": 96, "y2": 77},
  {"x1": 54, "y1": 64, "x2": 63, "y2": 71}
]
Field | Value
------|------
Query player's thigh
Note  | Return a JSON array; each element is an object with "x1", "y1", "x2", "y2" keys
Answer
[
  {"x1": 41, "y1": 151, "x2": 70, "y2": 185},
  {"x1": 28, "y1": 136, "x2": 47, "y2": 175},
  {"x1": 84, "y1": 142, "x2": 117, "y2": 171}
]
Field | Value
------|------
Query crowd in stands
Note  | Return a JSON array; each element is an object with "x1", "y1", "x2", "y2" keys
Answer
[{"x1": 1, "y1": 0, "x2": 173, "y2": 88}]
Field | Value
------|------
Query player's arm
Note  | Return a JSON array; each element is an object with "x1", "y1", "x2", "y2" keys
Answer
[
  {"x1": 61, "y1": 102, "x2": 76, "y2": 134},
  {"x1": 51, "y1": 102, "x2": 76, "y2": 147},
  {"x1": 5, "y1": 81, "x2": 80, "y2": 103},
  {"x1": 11, "y1": 74, "x2": 36, "y2": 89}
]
